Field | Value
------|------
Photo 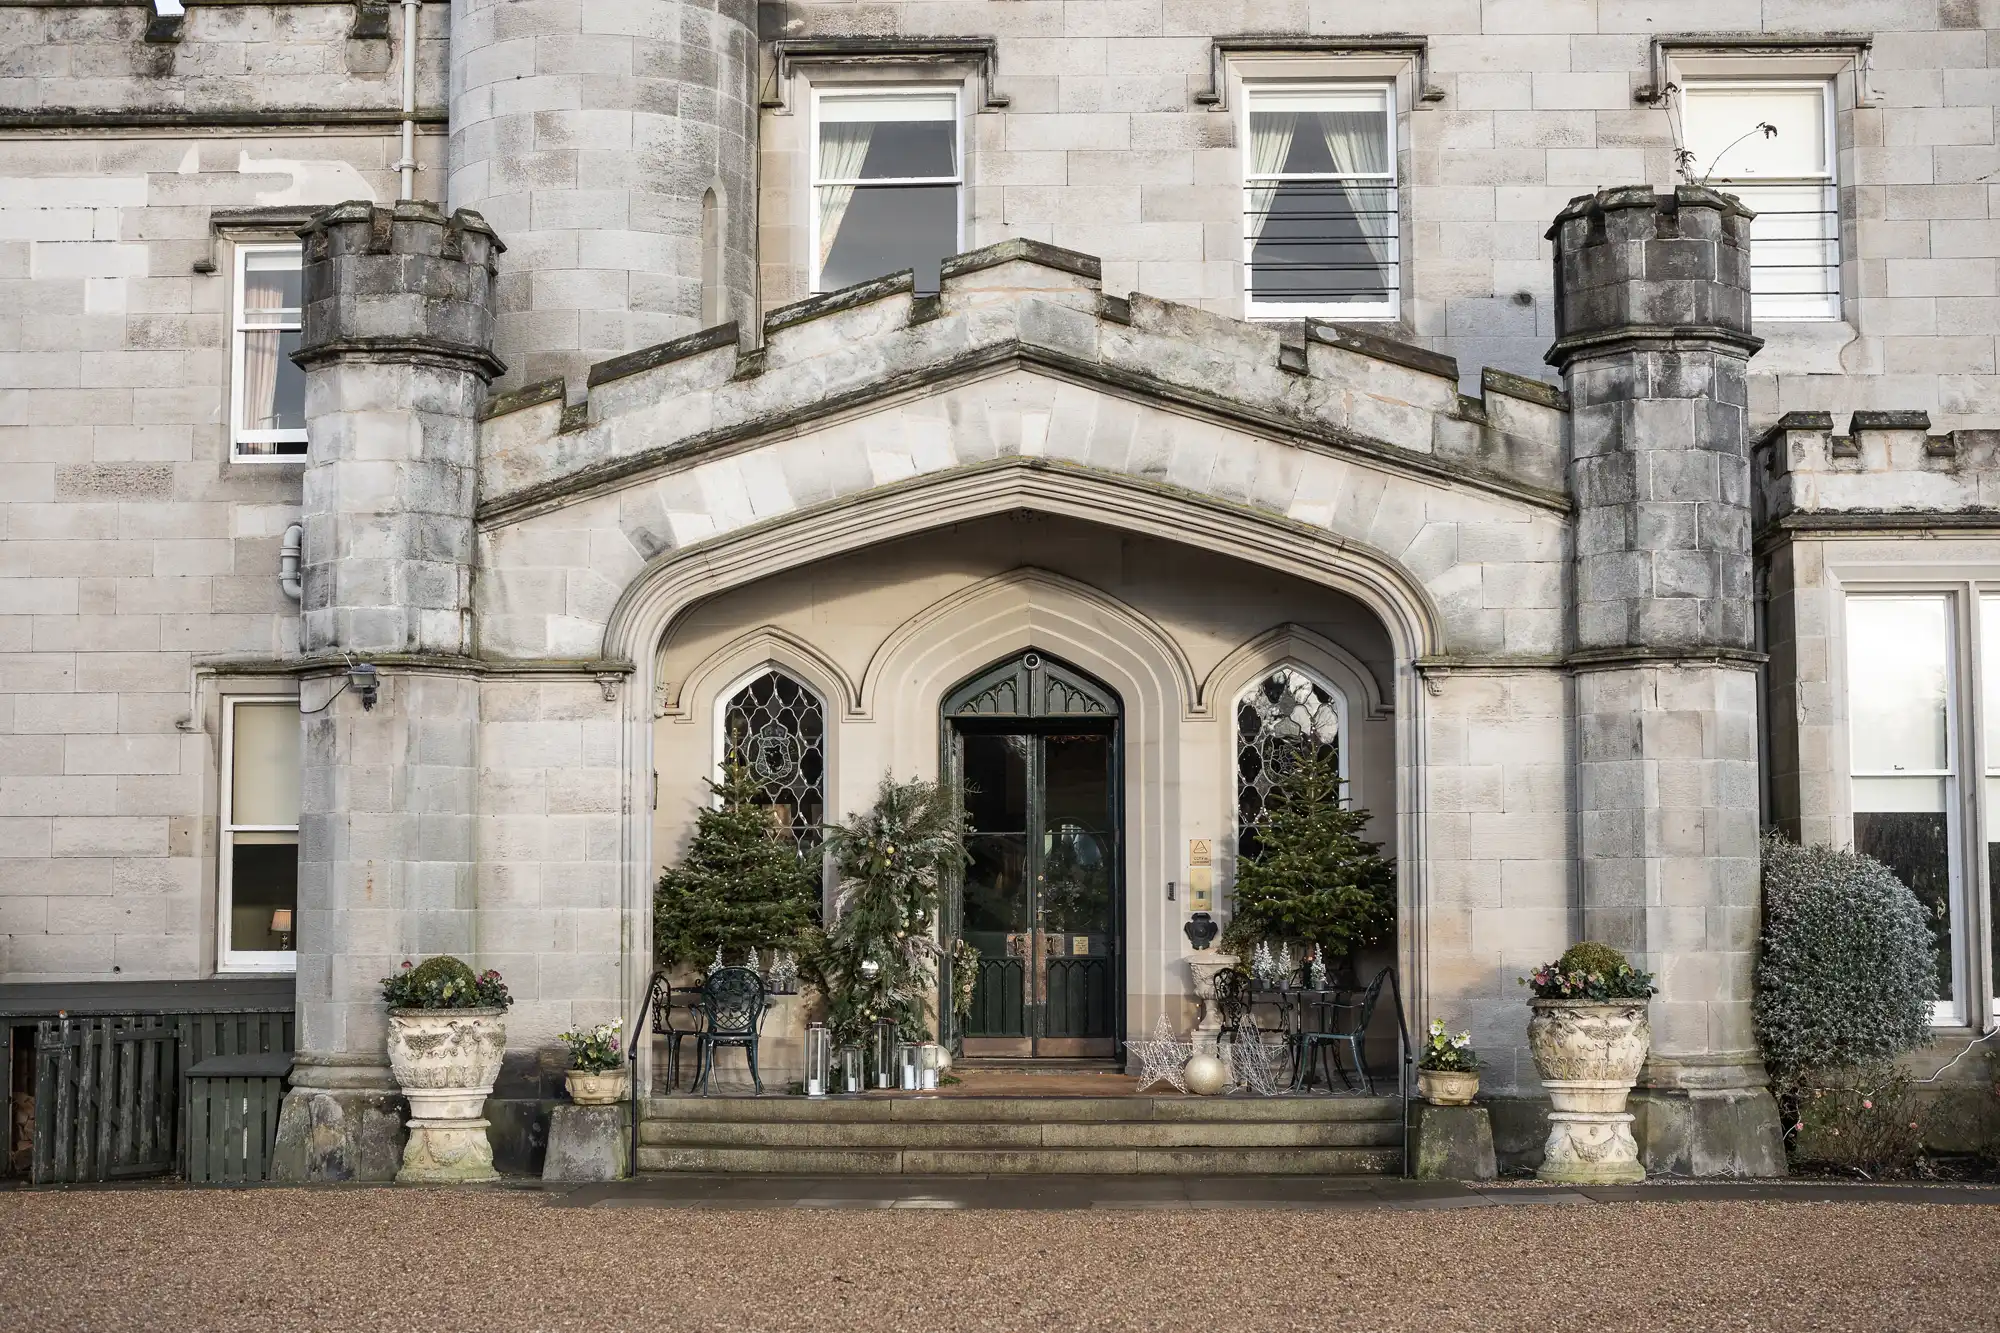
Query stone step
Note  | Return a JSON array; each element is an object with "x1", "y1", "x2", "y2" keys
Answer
[
  {"x1": 638, "y1": 1117, "x2": 1402, "y2": 1150},
  {"x1": 639, "y1": 1094, "x2": 1401, "y2": 1124},
  {"x1": 635, "y1": 1144, "x2": 1404, "y2": 1175}
]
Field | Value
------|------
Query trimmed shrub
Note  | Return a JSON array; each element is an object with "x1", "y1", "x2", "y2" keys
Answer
[
  {"x1": 1558, "y1": 941, "x2": 1630, "y2": 977},
  {"x1": 1755, "y1": 831, "x2": 1936, "y2": 1086}
]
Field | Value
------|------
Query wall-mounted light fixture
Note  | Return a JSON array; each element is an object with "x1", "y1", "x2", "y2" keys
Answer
[
  {"x1": 349, "y1": 661, "x2": 379, "y2": 711},
  {"x1": 300, "y1": 656, "x2": 381, "y2": 715}
]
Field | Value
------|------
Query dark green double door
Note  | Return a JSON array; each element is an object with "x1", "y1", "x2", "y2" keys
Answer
[{"x1": 954, "y1": 724, "x2": 1120, "y2": 1057}]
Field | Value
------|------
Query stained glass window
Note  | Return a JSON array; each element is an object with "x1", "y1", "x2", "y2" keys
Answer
[
  {"x1": 1236, "y1": 666, "x2": 1343, "y2": 859},
  {"x1": 720, "y1": 669, "x2": 827, "y2": 850}
]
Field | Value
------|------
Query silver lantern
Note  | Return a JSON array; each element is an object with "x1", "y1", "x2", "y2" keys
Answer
[{"x1": 804, "y1": 1023, "x2": 831, "y2": 1098}]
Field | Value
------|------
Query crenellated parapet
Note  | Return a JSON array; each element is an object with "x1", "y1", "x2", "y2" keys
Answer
[
  {"x1": 1754, "y1": 410, "x2": 2000, "y2": 528},
  {"x1": 1546, "y1": 184, "x2": 1759, "y2": 365},
  {"x1": 297, "y1": 200, "x2": 505, "y2": 382},
  {"x1": 474, "y1": 238, "x2": 1571, "y2": 525}
]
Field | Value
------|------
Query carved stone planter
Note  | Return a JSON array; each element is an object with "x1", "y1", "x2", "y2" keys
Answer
[
  {"x1": 1527, "y1": 998, "x2": 1650, "y2": 1185},
  {"x1": 1416, "y1": 1068, "x2": 1480, "y2": 1106},
  {"x1": 565, "y1": 1068, "x2": 629, "y2": 1106},
  {"x1": 386, "y1": 1007, "x2": 506, "y2": 1184},
  {"x1": 1185, "y1": 952, "x2": 1239, "y2": 1058}
]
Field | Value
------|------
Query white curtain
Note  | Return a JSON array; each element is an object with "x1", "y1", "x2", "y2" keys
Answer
[
  {"x1": 1319, "y1": 110, "x2": 1392, "y2": 278},
  {"x1": 239, "y1": 274, "x2": 284, "y2": 434},
  {"x1": 816, "y1": 122, "x2": 875, "y2": 272},
  {"x1": 1246, "y1": 111, "x2": 1297, "y2": 246}
]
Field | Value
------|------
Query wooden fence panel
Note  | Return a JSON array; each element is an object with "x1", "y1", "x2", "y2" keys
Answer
[{"x1": 30, "y1": 1017, "x2": 182, "y2": 1184}]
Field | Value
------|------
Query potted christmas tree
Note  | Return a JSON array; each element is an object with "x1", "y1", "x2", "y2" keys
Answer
[
  {"x1": 1223, "y1": 749, "x2": 1395, "y2": 983},
  {"x1": 654, "y1": 762, "x2": 820, "y2": 973}
]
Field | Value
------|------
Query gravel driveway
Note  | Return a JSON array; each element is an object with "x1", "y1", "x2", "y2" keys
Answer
[{"x1": 1, "y1": 1189, "x2": 1992, "y2": 1332}]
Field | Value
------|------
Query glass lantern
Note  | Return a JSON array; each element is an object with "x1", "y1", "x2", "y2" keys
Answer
[
  {"x1": 836, "y1": 1045, "x2": 863, "y2": 1095},
  {"x1": 872, "y1": 1019, "x2": 898, "y2": 1090},
  {"x1": 804, "y1": 1023, "x2": 831, "y2": 1098},
  {"x1": 917, "y1": 1042, "x2": 941, "y2": 1090},
  {"x1": 896, "y1": 1041, "x2": 919, "y2": 1091}
]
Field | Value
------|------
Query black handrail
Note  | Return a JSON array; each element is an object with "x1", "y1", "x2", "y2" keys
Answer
[
  {"x1": 1382, "y1": 966, "x2": 1414, "y2": 1178},
  {"x1": 624, "y1": 972, "x2": 666, "y2": 1179}
]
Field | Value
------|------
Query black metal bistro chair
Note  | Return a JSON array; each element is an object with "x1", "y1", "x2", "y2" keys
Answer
[
  {"x1": 1294, "y1": 967, "x2": 1390, "y2": 1095},
  {"x1": 1213, "y1": 967, "x2": 1259, "y2": 1057},
  {"x1": 646, "y1": 973, "x2": 706, "y2": 1093},
  {"x1": 691, "y1": 966, "x2": 768, "y2": 1096}
]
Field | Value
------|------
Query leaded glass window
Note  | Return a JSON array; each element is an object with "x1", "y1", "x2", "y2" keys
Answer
[
  {"x1": 1236, "y1": 666, "x2": 1343, "y2": 859},
  {"x1": 720, "y1": 669, "x2": 826, "y2": 849}
]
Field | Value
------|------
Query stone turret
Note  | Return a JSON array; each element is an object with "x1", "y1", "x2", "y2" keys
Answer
[
  {"x1": 275, "y1": 201, "x2": 501, "y2": 1183},
  {"x1": 447, "y1": 0, "x2": 760, "y2": 394},
  {"x1": 1546, "y1": 186, "x2": 1784, "y2": 1178},
  {"x1": 294, "y1": 200, "x2": 503, "y2": 657}
]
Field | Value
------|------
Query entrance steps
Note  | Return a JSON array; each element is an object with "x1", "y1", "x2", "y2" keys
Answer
[{"x1": 636, "y1": 1094, "x2": 1405, "y2": 1174}]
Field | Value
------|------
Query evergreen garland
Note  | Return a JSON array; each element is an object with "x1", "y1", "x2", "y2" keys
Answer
[
  {"x1": 1223, "y1": 748, "x2": 1395, "y2": 964},
  {"x1": 808, "y1": 776, "x2": 970, "y2": 1046},
  {"x1": 653, "y1": 762, "x2": 820, "y2": 971}
]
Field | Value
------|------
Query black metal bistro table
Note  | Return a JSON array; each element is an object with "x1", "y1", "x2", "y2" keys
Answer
[{"x1": 1247, "y1": 986, "x2": 1350, "y2": 1090}]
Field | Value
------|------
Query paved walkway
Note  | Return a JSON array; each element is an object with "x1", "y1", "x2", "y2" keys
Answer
[{"x1": 555, "y1": 1172, "x2": 2000, "y2": 1210}]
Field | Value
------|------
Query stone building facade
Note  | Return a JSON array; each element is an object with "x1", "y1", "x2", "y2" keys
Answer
[{"x1": 3, "y1": 1, "x2": 1999, "y2": 1179}]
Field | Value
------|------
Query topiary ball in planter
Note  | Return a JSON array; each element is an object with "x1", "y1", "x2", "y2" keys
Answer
[
  {"x1": 379, "y1": 955, "x2": 512, "y2": 1185},
  {"x1": 1555, "y1": 941, "x2": 1628, "y2": 977}
]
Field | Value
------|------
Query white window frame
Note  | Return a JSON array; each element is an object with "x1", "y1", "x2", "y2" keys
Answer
[
  {"x1": 1979, "y1": 591, "x2": 2000, "y2": 1018},
  {"x1": 218, "y1": 695, "x2": 300, "y2": 974},
  {"x1": 808, "y1": 83, "x2": 965, "y2": 296},
  {"x1": 1681, "y1": 78, "x2": 1841, "y2": 322},
  {"x1": 230, "y1": 241, "x2": 308, "y2": 461},
  {"x1": 1240, "y1": 81, "x2": 1399, "y2": 323},
  {"x1": 1844, "y1": 592, "x2": 1963, "y2": 1024}
]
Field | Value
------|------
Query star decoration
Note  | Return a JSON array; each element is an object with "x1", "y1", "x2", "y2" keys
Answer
[
  {"x1": 1226, "y1": 1033, "x2": 1292, "y2": 1096},
  {"x1": 1129, "y1": 1015, "x2": 1193, "y2": 1093}
]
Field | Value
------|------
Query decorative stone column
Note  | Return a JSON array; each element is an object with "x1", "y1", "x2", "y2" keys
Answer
[
  {"x1": 271, "y1": 201, "x2": 505, "y2": 1182},
  {"x1": 1546, "y1": 186, "x2": 1785, "y2": 1177}
]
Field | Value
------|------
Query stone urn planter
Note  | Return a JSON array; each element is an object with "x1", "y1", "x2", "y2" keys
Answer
[
  {"x1": 1527, "y1": 998, "x2": 1650, "y2": 1184},
  {"x1": 564, "y1": 1068, "x2": 629, "y2": 1106},
  {"x1": 1416, "y1": 1069, "x2": 1479, "y2": 1106},
  {"x1": 386, "y1": 1006, "x2": 507, "y2": 1184},
  {"x1": 1185, "y1": 952, "x2": 1239, "y2": 1058}
]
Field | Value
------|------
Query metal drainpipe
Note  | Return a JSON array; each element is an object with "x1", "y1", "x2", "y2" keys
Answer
[
  {"x1": 395, "y1": 0, "x2": 420, "y2": 200},
  {"x1": 279, "y1": 523, "x2": 303, "y2": 602}
]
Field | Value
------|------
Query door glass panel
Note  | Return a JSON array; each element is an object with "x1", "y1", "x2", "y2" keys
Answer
[
  {"x1": 961, "y1": 732, "x2": 1032, "y2": 1041},
  {"x1": 1042, "y1": 734, "x2": 1112, "y2": 934},
  {"x1": 958, "y1": 728, "x2": 1118, "y2": 1051},
  {"x1": 962, "y1": 732, "x2": 1028, "y2": 833}
]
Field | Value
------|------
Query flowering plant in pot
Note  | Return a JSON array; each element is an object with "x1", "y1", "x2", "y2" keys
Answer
[
  {"x1": 1519, "y1": 942, "x2": 1657, "y2": 1185},
  {"x1": 557, "y1": 1019, "x2": 627, "y2": 1105},
  {"x1": 1415, "y1": 1019, "x2": 1480, "y2": 1106},
  {"x1": 380, "y1": 956, "x2": 513, "y2": 1184}
]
